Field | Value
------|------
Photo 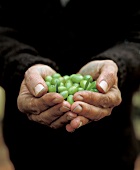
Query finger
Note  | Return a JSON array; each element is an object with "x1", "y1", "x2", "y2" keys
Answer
[
  {"x1": 50, "y1": 111, "x2": 77, "y2": 129},
  {"x1": 66, "y1": 116, "x2": 89, "y2": 132},
  {"x1": 78, "y1": 60, "x2": 118, "y2": 93},
  {"x1": 27, "y1": 101, "x2": 71, "y2": 127},
  {"x1": 24, "y1": 64, "x2": 56, "y2": 97},
  {"x1": 96, "y1": 60, "x2": 118, "y2": 93},
  {"x1": 66, "y1": 124, "x2": 75, "y2": 132},
  {"x1": 71, "y1": 101, "x2": 113, "y2": 121},
  {"x1": 74, "y1": 89, "x2": 122, "y2": 108},
  {"x1": 18, "y1": 83, "x2": 64, "y2": 115}
]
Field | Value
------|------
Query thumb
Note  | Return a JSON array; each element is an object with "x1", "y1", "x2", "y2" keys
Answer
[
  {"x1": 26, "y1": 73, "x2": 48, "y2": 97},
  {"x1": 25, "y1": 65, "x2": 56, "y2": 97},
  {"x1": 96, "y1": 64, "x2": 118, "y2": 93},
  {"x1": 97, "y1": 80, "x2": 109, "y2": 94}
]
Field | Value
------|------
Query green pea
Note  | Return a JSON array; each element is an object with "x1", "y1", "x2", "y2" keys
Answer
[
  {"x1": 60, "y1": 90, "x2": 68, "y2": 99},
  {"x1": 68, "y1": 86, "x2": 78, "y2": 95},
  {"x1": 67, "y1": 95, "x2": 74, "y2": 104}
]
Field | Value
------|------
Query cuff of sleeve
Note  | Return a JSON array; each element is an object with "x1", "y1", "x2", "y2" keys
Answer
[
  {"x1": 17, "y1": 53, "x2": 59, "y2": 74},
  {"x1": 2, "y1": 53, "x2": 59, "y2": 89}
]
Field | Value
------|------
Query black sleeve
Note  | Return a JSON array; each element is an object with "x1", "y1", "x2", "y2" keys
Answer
[
  {"x1": 0, "y1": 27, "x2": 59, "y2": 90},
  {"x1": 92, "y1": 9, "x2": 140, "y2": 89}
]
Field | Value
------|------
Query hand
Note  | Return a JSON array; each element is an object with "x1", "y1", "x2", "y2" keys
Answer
[
  {"x1": 66, "y1": 60, "x2": 122, "y2": 132},
  {"x1": 17, "y1": 64, "x2": 77, "y2": 129}
]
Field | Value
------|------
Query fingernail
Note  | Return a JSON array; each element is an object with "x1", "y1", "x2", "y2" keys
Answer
[
  {"x1": 73, "y1": 105, "x2": 82, "y2": 113},
  {"x1": 77, "y1": 121, "x2": 82, "y2": 128},
  {"x1": 76, "y1": 95, "x2": 83, "y2": 101},
  {"x1": 67, "y1": 116, "x2": 73, "y2": 120},
  {"x1": 99, "y1": 80, "x2": 108, "y2": 93},
  {"x1": 35, "y1": 84, "x2": 44, "y2": 95},
  {"x1": 60, "y1": 106, "x2": 70, "y2": 112}
]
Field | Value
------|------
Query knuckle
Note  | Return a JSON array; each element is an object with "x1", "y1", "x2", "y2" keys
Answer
[
  {"x1": 29, "y1": 99, "x2": 40, "y2": 114},
  {"x1": 106, "y1": 108, "x2": 112, "y2": 116},
  {"x1": 114, "y1": 90, "x2": 122, "y2": 106},
  {"x1": 93, "y1": 110, "x2": 104, "y2": 121},
  {"x1": 100, "y1": 96, "x2": 110, "y2": 108}
]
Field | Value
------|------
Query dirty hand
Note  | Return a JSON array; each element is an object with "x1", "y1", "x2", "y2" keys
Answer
[
  {"x1": 66, "y1": 60, "x2": 122, "y2": 132},
  {"x1": 17, "y1": 64, "x2": 76, "y2": 129}
]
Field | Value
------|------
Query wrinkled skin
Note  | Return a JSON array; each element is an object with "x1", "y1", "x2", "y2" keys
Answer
[{"x1": 17, "y1": 60, "x2": 122, "y2": 133}]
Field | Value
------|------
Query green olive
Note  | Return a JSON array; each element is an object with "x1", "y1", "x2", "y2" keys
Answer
[
  {"x1": 70, "y1": 74, "x2": 84, "y2": 83},
  {"x1": 63, "y1": 75, "x2": 70, "y2": 81},
  {"x1": 59, "y1": 82, "x2": 64, "y2": 86},
  {"x1": 68, "y1": 86, "x2": 78, "y2": 95},
  {"x1": 51, "y1": 78, "x2": 61, "y2": 86},
  {"x1": 60, "y1": 90, "x2": 68, "y2": 99},
  {"x1": 52, "y1": 73, "x2": 61, "y2": 78},
  {"x1": 84, "y1": 78, "x2": 91, "y2": 90},
  {"x1": 73, "y1": 83, "x2": 80, "y2": 88},
  {"x1": 46, "y1": 81, "x2": 51, "y2": 87},
  {"x1": 45, "y1": 75, "x2": 52, "y2": 82},
  {"x1": 90, "y1": 88, "x2": 99, "y2": 92},
  {"x1": 59, "y1": 77, "x2": 65, "y2": 84},
  {"x1": 65, "y1": 79, "x2": 73, "y2": 89},
  {"x1": 48, "y1": 85, "x2": 56, "y2": 92},
  {"x1": 80, "y1": 80, "x2": 87, "y2": 89},
  {"x1": 45, "y1": 73, "x2": 99, "y2": 102},
  {"x1": 87, "y1": 81, "x2": 96, "y2": 90},
  {"x1": 83, "y1": 75, "x2": 93, "y2": 82},
  {"x1": 58, "y1": 86, "x2": 67, "y2": 93},
  {"x1": 67, "y1": 95, "x2": 74, "y2": 104},
  {"x1": 78, "y1": 87, "x2": 84, "y2": 91}
]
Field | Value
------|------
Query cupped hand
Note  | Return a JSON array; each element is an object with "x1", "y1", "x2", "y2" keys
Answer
[
  {"x1": 24, "y1": 64, "x2": 56, "y2": 97},
  {"x1": 66, "y1": 60, "x2": 122, "y2": 132},
  {"x1": 17, "y1": 64, "x2": 77, "y2": 129}
]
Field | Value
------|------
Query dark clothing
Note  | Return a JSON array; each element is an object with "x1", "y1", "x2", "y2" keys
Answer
[{"x1": 0, "y1": 1, "x2": 140, "y2": 170}]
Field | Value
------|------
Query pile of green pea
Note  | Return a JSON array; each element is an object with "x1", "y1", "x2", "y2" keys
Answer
[{"x1": 45, "y1": 73, "x2": 98, "y2": 104}]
